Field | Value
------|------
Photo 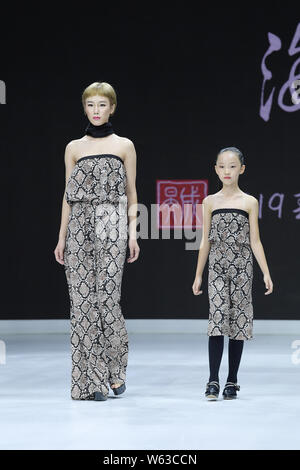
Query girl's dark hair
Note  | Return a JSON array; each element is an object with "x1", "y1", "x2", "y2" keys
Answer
[{"x1": 216, "y1": 147, "x2": 244, "y2": 166}]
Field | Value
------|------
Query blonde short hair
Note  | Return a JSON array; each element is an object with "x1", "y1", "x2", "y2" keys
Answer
[{"x1": 82, "y1": 82, "x2": 117, "y2": 115}]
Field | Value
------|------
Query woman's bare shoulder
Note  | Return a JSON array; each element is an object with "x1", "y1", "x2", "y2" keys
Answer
[
  {"x1": 113, "y1": 134, "x2": 135, "y2": 148},
  {"x1": 65, "y1": 138, "x2": 83, "y2": 151},
  {"x1": 113, "y1": 135, "x2": 136, "y2": 162},
  {"x1": 63, "y1": 139, "x2": 83, "y2": 164}
]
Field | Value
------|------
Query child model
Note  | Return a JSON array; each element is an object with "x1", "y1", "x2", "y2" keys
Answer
[
  {"x1": 54, "y1": 82, "x2": 139, "y2": 401},
  {"x1": 192, "y1": 147, "x2": 273, "y2": 400}
]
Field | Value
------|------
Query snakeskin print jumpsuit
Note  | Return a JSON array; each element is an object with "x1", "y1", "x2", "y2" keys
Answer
[
  {"x1": 64, "y1": 154, "x2": 128, "y2": 400},
  {"x1": 207, "y1": 208, "x2": 254, "y2": 341}
]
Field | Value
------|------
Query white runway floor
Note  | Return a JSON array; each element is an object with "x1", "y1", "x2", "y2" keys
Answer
[{"x1": 0, "y1": 330, "x2": 299, "y2": 450}]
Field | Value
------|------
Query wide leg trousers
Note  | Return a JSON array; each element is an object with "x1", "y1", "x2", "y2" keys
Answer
[
  {"x1": 64, "y1": 199, "x2": 128, "y2": 400},
  {"x1": 207, "y1": 242, "x2": 254, "y2": 341}
]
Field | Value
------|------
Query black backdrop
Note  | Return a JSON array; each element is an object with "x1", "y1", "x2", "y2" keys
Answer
[{"x1": 1, "y1": 6, "x2": 299, "y2": 320}]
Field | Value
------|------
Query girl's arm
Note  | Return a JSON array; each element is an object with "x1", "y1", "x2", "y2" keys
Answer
[
  {"x1": 248, "y1": 197, "x2": 273, "y2": 294},
  {"x1": 193, "y1": 196, "x2": 212, "y2": 294}
]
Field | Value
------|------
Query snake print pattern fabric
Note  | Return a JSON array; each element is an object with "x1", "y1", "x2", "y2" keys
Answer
[
  {"x1": 63, "y1": 154, "x2": 128, "y2": 399},
  {"x1": 207, "y1": 208, "x2": 254, "y2": 341}
]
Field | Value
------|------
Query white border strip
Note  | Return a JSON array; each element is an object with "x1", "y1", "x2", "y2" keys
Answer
[{"x1": 0, "y1": 319, "x2": 299, "y2": 335}]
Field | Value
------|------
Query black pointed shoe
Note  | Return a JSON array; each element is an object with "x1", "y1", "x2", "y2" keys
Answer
[
  {"x1": 222, "y1": 382, "x2": 240, "y2": 400},
  {"x1": 205, "y1": 381, "x2": 220, "y2": 400},
  {"x1": 112, "y1": 383, "x2": 126, "y2": 395}
]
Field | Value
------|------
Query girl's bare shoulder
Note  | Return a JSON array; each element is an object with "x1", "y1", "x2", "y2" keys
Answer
[
  {"x1": 241, "y1": 191, "x2": 258, "y2": 203},
  {"x1": 244, "y1": 193, "x2": 259, "y2": 212},
  {"x1": 201, "y1": 195, "x2": 215, "y2": 216},
  {"x1": 203, "y1": 193, "x2": 219, "y2": 207},
  {"x1": 202, "y1": 194, "x2": 214, "y2": 207},
  {"x1": 204, "y1": 191, "x2": 258, "y2": 213}
]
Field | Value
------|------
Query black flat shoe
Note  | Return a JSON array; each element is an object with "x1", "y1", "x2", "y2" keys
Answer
[
  {"x1": 94, "y1": 391, "x2": 108, "y2": 401},
  {"x1": 205, "y1": 381, "x2": 220, "y2": 400},
  {"x1": 222, "y1": 382, "x2": 240, "y2": 400},
  {"x1": 112, "y1": 383, "x2": 126, "y2": 395}
]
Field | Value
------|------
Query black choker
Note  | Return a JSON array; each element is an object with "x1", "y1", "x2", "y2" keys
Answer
[{"x1": 85, "y1": 120, "x2": 114, "y2": 138}]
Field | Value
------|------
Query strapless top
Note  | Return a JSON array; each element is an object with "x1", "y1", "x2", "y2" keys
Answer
[
  {"x1": 65, "y1": 154, "x2": 127, "y2": 206},
  {"x1": 208, "y1": 208, "x2": 250, "y2": 246}
]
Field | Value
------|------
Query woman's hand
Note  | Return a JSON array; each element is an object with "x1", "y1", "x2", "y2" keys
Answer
[
  {"x1": 192, "y1": 275, "x2": 203, "y2": 295},
  {"x1": 127, "y1": 239, "x2": 140, "y2": 263},
  {"x1": 263, "y1": 273, "x2": 273, "y2": 295},
  {"x1": 54, "y1": 239, "x2": 66, "y2": 265}
]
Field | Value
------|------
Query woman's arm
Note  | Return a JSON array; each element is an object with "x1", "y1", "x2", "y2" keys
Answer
[
  {"x1": 123, "y1": 138, "x2": 140, "y2": 263},
  {"x1": 54, "y1": 142, "x2": 76, "y2": 264},
  {"x1": 193, "y1": 196, "x2": 212, "y2": 294},
  {"x1": 248, "y1": 197, "x2": 273, "y2": 294}
]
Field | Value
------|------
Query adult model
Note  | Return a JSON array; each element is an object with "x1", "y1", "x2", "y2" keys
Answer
[
  {"x1": 54, "y1": 81, "x2": 139, "y2": 401},
  {"x1": 192, "y1": 147, "x2": 273, "y2": 400}
]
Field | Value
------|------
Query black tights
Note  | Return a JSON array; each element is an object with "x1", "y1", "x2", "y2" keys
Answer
[{"x1": 208, "y1": 335, "x2": 244, "y2": 383}]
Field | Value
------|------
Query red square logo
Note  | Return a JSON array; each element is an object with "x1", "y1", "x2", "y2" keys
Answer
[{"x1": 156, "y1": 179, "x2": 208, "y2": 229}]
